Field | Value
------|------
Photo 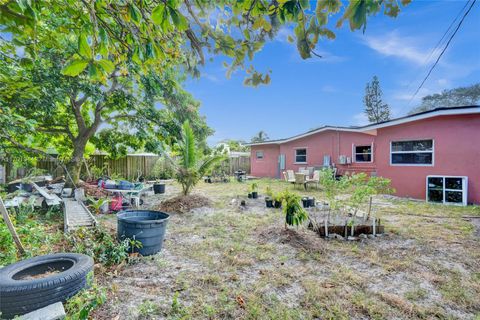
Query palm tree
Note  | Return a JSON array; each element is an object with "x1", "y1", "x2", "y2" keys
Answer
[
  {"x1": 172, "y1": 121, "x2": 225, "y2": 196},
  {"x1": 251, "y1": 130, "x2": 269, "y2": 143}
]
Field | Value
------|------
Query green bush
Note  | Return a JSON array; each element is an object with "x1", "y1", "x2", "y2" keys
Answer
[{"x1": 67, "y1": 227, "x2": 140, "y2": 267}]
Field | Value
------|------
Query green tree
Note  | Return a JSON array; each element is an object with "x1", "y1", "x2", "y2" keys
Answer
[
  {"x1": 364, "y1": 75, "x2": 390, "y2": 123},
  {"x1": 172, "y1": 122, "x2": 225, "y2": 196},
  {"x1": 251, "y1": 131, "x2": 270, "y2": 143},
  {"x1": 409, "y1": 83, "x2": 480, "y2": 114},
  {"x1": 0, "y1": 0, "x2": 409, "y2": 183},
  {"x1": 219, "y1": 140, "x2": 250, "y2": 152}
]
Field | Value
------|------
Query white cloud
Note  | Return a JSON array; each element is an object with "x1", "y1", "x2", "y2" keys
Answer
[
  {"x1": 363, "y1": 31, "x2": 439, "y2": 66},
  {"x1": 352, "y1": 112, "x2": 369, "y2": 126}
]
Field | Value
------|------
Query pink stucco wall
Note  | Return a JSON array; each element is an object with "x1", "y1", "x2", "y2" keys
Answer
[
  {"x1": 251, "y1": 130, "x2": 377, "y2": 178},
  {"x1": 250, "y1": 144, "x2": 280, "y2": 178},
  {"x1": 250, "y1": 113, "x2": 480, "y2": 204},
  {"x1": 375, "y1": 114, "x2": 480, "y2": 204}
]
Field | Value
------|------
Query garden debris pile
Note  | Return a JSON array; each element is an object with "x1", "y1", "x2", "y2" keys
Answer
[{"x1": 157, "y1": 194, "x2": 211, "y2": 214}]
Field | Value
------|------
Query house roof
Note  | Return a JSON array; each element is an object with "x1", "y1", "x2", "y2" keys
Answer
[{"x1": 247, "y1": 105, "x2": 480, "y2": 146}]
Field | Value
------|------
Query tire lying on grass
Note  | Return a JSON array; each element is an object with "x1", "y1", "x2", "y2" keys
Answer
[{"x1": 0, "y1": 253, "x2": 94, "y2": 319}]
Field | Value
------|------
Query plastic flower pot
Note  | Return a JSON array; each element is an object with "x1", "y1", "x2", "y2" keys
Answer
[
  {"x1": 153, "y1": 183, "x2": 165, "y2": 194},
  {"x1": 308, "y1": 197, "x2": 316, "y2": 207},
  {"x1": 265, "y1": 197, "x2": 273, "y2": 208},
  {"x1": 302, "y1": 197, "x2": 309, "y2": 208},
  {"x1": 252, "y1": 191, "x2": 258, "y2": 199},
  {"x1": 117, "y1": 210, "x2": 170, "y2": 256},
  {"x1": 247, "y1": 193, "x2": 252, "y2": 199},
  {"x1": 274, "y1": 200, "x2": 282, "y2": 208}
]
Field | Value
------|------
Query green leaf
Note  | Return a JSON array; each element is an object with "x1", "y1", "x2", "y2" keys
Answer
[
  {"x1": 78, "y1": 34, "x2": 91, "y2": 59},
  {"x1": 169, "y1": 9, "x2": 188, "y2": 31},
  {"x1": 88, "y1": 62, "x2": 98, "y2": 78},
  {"x1": 151, "y1": 4, "x2": 166, "y2": 25},
  {"x1": 97, "y1": 59, "x2": 115, "y2": 73},
  {"x1": 61, "y1": 59, "x2": 89, "y2": 76},
  {"x1": 129, "y1": 4, "x2": 141, "y2": 23}
]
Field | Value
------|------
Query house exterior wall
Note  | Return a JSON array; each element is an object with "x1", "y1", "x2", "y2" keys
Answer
[
  {"x1": 250, "y1": 113, "x2": 480, "y2": 204},
  {"x1": 375, "y1": 114, "x2": 480, "y2": 204},
  {"x1": 250, "y1": 144, "x2": 280, "y2": 178},
  {"x1": 278, "y1": 131, "x2": 377, "y2": 175}
]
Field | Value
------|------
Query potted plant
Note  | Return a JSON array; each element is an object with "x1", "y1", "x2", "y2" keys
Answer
[
  {"x1": 282, "y1": 190, "x2": 308, "y2": 229},
  {"x1": 265, "y1": 186, "x2": 273, "y2": 208},
  {"x1": 273, "y1": 192, "x2": 283, "y2": 208},
  {"x1": 88, "y1": 197, "x2": 110, "y2": 214},
  {"x1": 250, "y1": 183, "x2": 259, "y2": 199}
]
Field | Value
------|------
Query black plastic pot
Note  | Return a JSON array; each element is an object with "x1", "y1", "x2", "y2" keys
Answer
[
  {"x1": 308, "y1": 197, "x2": 316, "y2": 207},
  {"x1": 252, "y1": 191, "x2": 258, "y2": 199},
  {"x1": 247, "y1": 193, "x2": 252, "y2": 199},
  {"x1": 153, "y1": 183, "x2": 165, "y2": 194},
  {"x1": 302, "y1": 197, "x2": 309, "y2": 208},
  {"x1": 274, "y1": 200, "x2": 282, "y2": 208},
  {"x1": 265, "y1": 198, "x2": 273, "y2": 208},
  {"x1": 117, "y1": 210, "x2": 169, "y2": 256}
]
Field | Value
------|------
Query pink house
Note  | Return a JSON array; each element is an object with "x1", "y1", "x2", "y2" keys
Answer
[{"x1": 249, "y1": 106, "x2": 480, "y2": 205}]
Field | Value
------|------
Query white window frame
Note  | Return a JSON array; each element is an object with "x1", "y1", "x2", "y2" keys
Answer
[
  {"x1": 353, "y1": 143, "x2": 373, "y2": 163},
  {"x1": 255, "y1": 150, "x2": 264, "y2": 160},
  {"x1": 390, "y1": 139, "x2": 434, "y2": 167},
  {"x1": 294, "y1": 147, "x2": 307, "y2": 164},
  {"x1": 426, "y1": 175, "x2": 468, "y2": 206}
]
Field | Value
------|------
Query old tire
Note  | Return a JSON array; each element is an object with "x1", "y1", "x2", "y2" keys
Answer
[{"x1": 0, "y1": 253, "x2": 94, "y2": 319}]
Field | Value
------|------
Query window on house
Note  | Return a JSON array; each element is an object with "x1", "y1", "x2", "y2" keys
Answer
[
  {"x1": 255, "y1": 151, "x2": 264, "y2": 159},
  {"x1": 355, "y1": 145, "x2": 372, "y2": 162},
  {"x1": 295, "y1": 149, "x2": 307, "y2": 163},
  {"x1": 391, "y1": 139, "x2": 433, "y2": 165},
  {"x1": 427, "y1": 176, "x2": 467, "y2": 205}
]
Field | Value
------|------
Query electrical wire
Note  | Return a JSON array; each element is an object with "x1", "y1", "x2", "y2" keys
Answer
[{"x1": 408, "y1": 0, "x2": 477, "y2": 104}]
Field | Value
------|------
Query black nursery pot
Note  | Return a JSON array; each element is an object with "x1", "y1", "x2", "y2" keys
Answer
[
  {"x1": 247, "y1": 193, "x2": 252, "y2": 199},
  {"x1": 251, "y1": 191, "x2": 258, "y2": 199},
  {"x1": 302, "y1": 197, "x2": 309, "y2": 208},
  {"x1": 308, "y1": 197, "x2": 316, "y2": 207},
  {"x1": 153, "y1": 183, "x2": 165, "y2": 194},
  {"x1": 274, "y1": 200, "x2": 282, "y2": 208},
  {"x1": 265, "y1": 198, "x2": 273, "y2": 208}
]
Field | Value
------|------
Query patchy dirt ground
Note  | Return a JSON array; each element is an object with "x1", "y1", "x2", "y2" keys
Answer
[{"x1": 93, "y1": 179, "x2": 480, "y2": 320}]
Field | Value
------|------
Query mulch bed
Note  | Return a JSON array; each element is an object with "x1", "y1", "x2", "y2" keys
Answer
[{"x1": 157, "y1": 194, "x2": 212, "y2": 214}]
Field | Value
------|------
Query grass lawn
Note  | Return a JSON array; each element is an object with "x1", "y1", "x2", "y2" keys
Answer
[{"x1": 90, "y1": 179, "x2": 480, "y2": 320}]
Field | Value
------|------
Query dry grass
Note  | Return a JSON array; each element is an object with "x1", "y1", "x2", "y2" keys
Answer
[{"x1": 92, "y1": 179, "x2": 480, "y2": 320}]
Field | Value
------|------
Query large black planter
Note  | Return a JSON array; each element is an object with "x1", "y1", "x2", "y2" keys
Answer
[
  {"x1": 117, "y1": 210, "x2": 169, "y2": 256},
  {"x1": 153, "y1": 183, "x2": 165, "y2": 194},
  {"x1": 308, "y1": 197, "x2": 316, "y2": 207},
  {"x1": 251, "y1": 191, "x2": 258, "y2": 199}
]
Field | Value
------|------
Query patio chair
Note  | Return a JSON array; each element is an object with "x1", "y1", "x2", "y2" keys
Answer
[
  {"x1": 294, "y1": 173, "x2": 306, "y2": 190},
  {"x1": 286, "y1": 170, "x2": 295, "y2": 182},
  {"x1": 306, "y1": 170, "x2": 320, "y2": 190},
  {"x1": 283, "y1": 171, "x2": 295, "y2": 184}
]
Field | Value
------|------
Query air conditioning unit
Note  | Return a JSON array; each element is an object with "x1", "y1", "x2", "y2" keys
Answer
[{"x1": 346, "y1": 157, "x2": 351, "y2": 164}]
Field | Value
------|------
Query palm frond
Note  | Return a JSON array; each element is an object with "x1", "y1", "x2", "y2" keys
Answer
[
  {"x1": 180, "y1": 121, "x2": 196, "y2": 169},
  {"x1": 198, "y1": 154, "x2": 226, "y2": 177}
]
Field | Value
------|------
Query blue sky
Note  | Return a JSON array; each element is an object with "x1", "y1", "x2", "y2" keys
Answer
[{"x1": 184, "y1": 1, "x2": 480, "y2": 145}]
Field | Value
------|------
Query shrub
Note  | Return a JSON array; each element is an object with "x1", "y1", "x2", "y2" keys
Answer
[
  {"x1": 281, "y1": 190, "x2": 308, "y2": 228},
  {"x1": 67, "y1": 227, "x2": 140, "y2": 267}
]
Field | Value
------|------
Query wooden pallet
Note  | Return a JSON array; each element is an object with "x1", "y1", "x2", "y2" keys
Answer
[{"x1": 63, "y1": 198, "x2": 97, "y2": 232}]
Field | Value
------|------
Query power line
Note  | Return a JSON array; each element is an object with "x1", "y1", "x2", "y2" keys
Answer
[{"x1": 408, "y1": 0, "x2": 477, "y2": 104}]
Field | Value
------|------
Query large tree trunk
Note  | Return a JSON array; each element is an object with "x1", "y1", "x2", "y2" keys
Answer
[{"x1": 65, "y1": 136, "x2": 88, "y2": 187}]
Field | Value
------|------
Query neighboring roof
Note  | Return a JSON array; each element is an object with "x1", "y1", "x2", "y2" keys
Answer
[{"x1": 247, "y1": 105, "x2": 480, "y2": 146}]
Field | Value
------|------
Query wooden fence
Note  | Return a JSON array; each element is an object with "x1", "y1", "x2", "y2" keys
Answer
[{"x1": 6, "y1": 153, "x2": 250, "y2": 182}]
